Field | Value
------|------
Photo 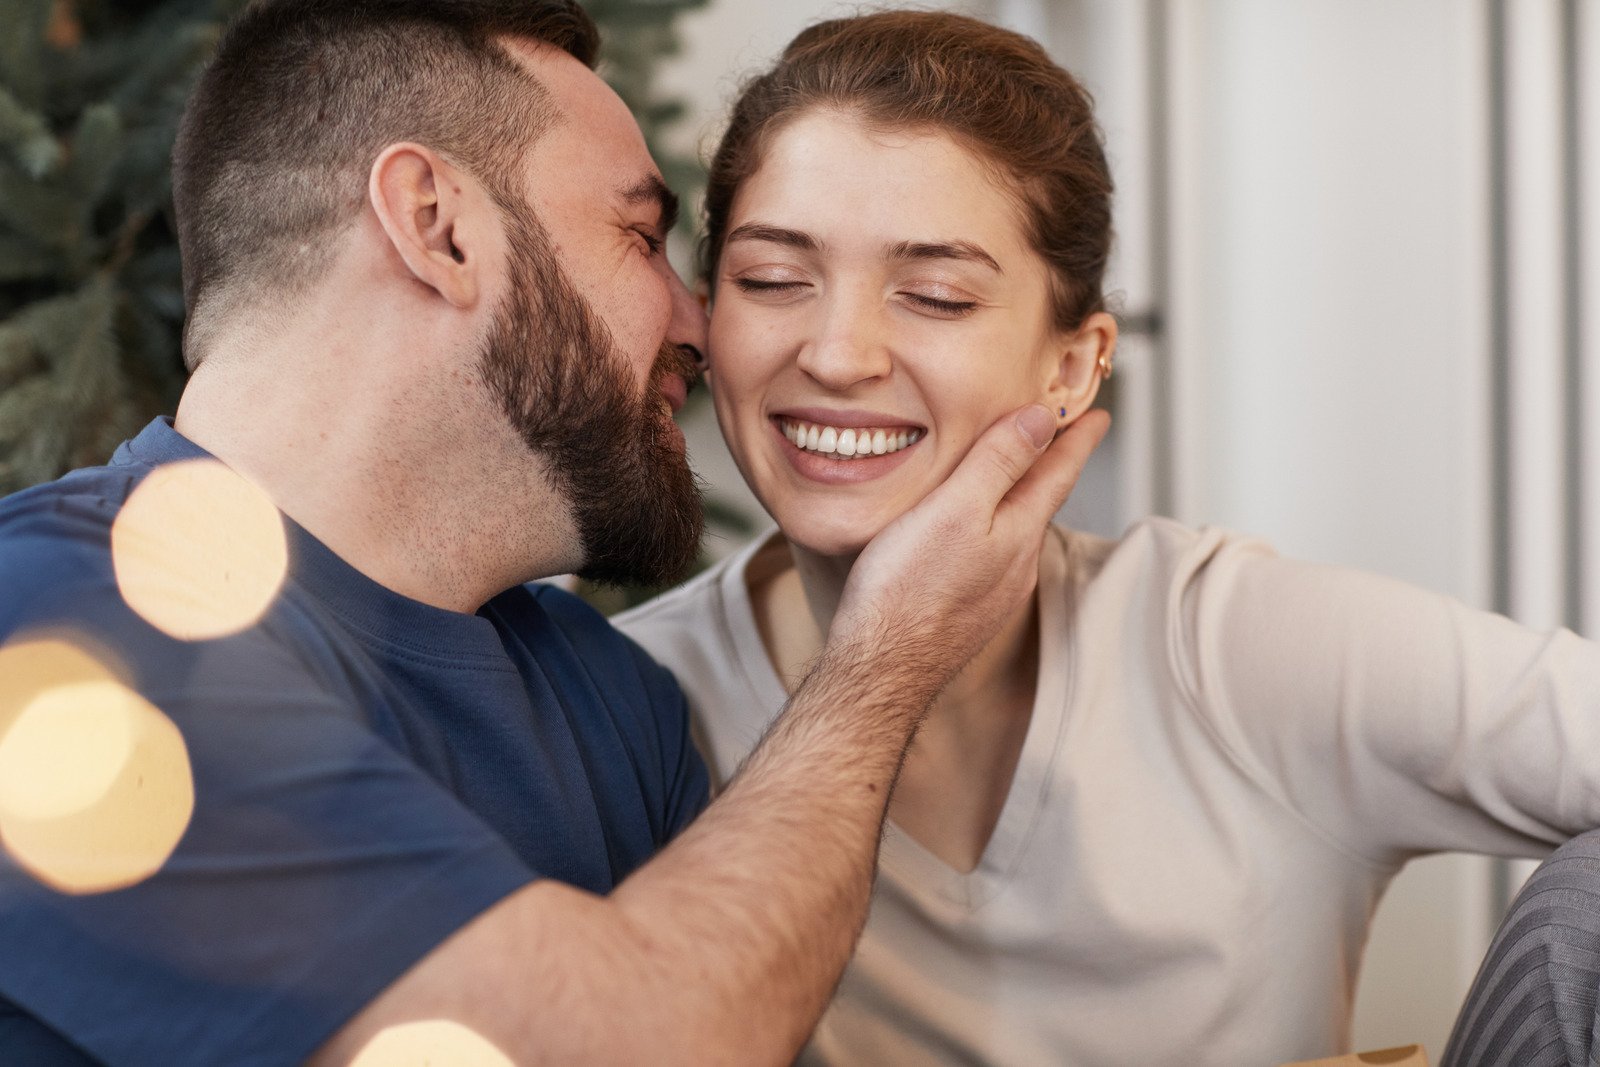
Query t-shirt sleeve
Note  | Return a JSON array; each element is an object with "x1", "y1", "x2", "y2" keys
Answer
[
  {"x1": 0, "y1": 512, "x2": 535, "y2": 1064},
  {"x1": 634, "y1": 640, "x2": 712, "y2": 841},
  {"x1": 1169, "y1": 529, "x2": 1600, "y2": 866},
  {"x1": 530, "y1": 585, "x2": 710, "y2": 846}
]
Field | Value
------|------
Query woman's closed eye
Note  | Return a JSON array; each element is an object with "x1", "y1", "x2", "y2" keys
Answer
[
  {"x1": 900, "y1": 291, "x2": 979, "y2": 317},
  {"x1": 732, "y1": 276, "x2": 810, "y2": 298}
]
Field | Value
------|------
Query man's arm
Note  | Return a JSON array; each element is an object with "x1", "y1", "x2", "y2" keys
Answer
[{"x1": 312, "y1": 405, "x2": 1109, "y2": 1067}]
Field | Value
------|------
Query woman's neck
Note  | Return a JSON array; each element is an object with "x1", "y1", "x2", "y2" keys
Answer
[
  {"x1": 755, "y1": 536, "x2": 1041, "y2": 723},
  {"x1": 751, "y1": 532, "x2": 1044, "y2": 873}
]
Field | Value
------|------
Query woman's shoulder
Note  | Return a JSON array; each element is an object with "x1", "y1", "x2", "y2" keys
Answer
[
  {"x1": 614, "y1": 552, "x2": 738, "y2": 637},
  {"x1": 612, "y1": 529, "x2": 784, "y2": 685},
  {"x1": 1054, "y1": 516, "x2": 1276, "y2": 592}
]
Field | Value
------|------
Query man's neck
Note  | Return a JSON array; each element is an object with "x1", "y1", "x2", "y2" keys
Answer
[{"x1": 173, "y1": 328, "x2": 580, "y2": 614}]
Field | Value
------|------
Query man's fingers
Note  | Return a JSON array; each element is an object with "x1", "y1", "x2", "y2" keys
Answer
[
  {"x1": 1000, "y1": 408, "x2": 1110, "y2": 526},
  {"x1": 926, "y1": 403, "x2": 1059, "y2": 518}
]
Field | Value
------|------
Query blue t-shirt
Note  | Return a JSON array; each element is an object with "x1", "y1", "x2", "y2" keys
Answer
[{"x1": 0, "y1": 419, "x2": 709, "y2": 1065}]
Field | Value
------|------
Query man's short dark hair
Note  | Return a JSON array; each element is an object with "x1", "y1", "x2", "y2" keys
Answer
[{"x1": 171, "y1": 0, "x2": 600, "y2": 368}]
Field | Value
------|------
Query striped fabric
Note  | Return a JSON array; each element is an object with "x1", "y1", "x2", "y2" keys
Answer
[{"x1": 1443, "y1": 835, "x2": 1600, "y2": 1067}]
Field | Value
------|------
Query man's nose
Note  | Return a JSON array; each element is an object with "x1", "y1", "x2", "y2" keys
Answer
[{"x1": 666, "y1": 270, "x2": 709, "y2": 370}]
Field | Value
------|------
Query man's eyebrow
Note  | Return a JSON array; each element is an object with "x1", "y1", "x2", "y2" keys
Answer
[
  {"x1": 724, "y1": 223, "x2": 819, "y2": 251},
  {"x1": 887, "y1": 240, "x2": 1004, "y2": 274},
  {"x1": 622, "y1": 174, "x2": 678, "y2": 234}
]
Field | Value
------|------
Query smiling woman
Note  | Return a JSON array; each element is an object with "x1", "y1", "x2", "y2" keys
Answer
[
  {"x1": 614, "y1": 9, "x2": 1600, "y2": 1067},
  {"x1": 708, "y1": 110, "x2": 1113, "y2": 554}
]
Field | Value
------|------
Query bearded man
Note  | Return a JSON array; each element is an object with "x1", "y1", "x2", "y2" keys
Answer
[{"x1": 0, "y1": 2, "x2": 1105, "y2": 1063}]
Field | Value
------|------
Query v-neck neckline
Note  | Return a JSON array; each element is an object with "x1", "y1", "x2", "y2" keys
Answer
[{"x1": 719, "y1": 527, "x2": 1077, "y2": 910}]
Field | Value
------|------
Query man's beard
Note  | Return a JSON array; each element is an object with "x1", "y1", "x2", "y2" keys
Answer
[{"x1": 476, "y1": 198, "x2": 703, "y2": 588}]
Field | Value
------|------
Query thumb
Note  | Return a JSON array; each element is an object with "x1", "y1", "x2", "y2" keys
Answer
[
  {"x1": 922, "y1": 403, "x2": 1057, "y2": 520},
  {"x1": 998, "y1": 408, "x2": 1110, "y2": 529}
]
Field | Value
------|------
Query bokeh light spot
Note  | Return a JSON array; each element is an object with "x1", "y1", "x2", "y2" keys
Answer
[
  {"x1": 112, "y1": 458, "x2": 288, "y2": 641},
  {"x1": 349, "y1": 1019, "x2": 516, "y2": 1067},
  {"x1": 0, "y1": 680, "x2": 135, "y2": 820},
  {"x1": 0, "y1": 639, "x2": 195, "y2": 894}
]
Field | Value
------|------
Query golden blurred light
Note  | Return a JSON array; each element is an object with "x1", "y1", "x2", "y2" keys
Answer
[
  {"x1": 0, "y1": 639, "x2": 195, "y2": 894},
  {"x1": 111, "y1": 458, "x2": 288, "y2": 641},
  {"x1": 0, "y1": 679, "x2": 135, "y2": 821},
  {"x1": 349, "y1": 1020, "x2": 517, "y2": 1067}
]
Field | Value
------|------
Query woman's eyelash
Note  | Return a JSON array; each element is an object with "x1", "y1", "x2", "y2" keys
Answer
[
  {"x1": 904, "y1": 293, "x2": 978, "y2": 315},
  {"x1": 733, "y1": 278, "x2": 803, "y2": 293},
  {"x1": 731, "y1": 278, "x2": 977, "y2": 316}
]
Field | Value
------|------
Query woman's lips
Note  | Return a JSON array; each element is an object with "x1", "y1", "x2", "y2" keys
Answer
[
  {"x1": 768, "y1": 413, "x2": 924, "y2": 483},
  {"x1": 779, "y1": 418, "x2": 920, "y2": 457}
]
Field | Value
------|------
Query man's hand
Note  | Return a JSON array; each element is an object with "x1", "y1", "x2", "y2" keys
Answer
[{"x1": 833, "y1": 404, "x2": 1111, "y2": 700}]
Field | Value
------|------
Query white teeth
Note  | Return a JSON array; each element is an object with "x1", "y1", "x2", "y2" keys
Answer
[{"x1": 780, "y1": 419, "x2": 923, "y2": 458}]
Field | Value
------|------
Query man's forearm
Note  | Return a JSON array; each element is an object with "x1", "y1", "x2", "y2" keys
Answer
[{"x1": 604, "y1": 640, "x2": 946, "y2": 1063}]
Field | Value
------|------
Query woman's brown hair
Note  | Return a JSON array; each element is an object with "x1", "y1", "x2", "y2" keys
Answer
[{"x1": 701, "y1": 10, "x2": 1114, "y2": 332}]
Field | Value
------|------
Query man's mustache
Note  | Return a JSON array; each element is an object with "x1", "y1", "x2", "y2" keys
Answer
[{"x1": 653, "y1": 342, "x2": 704, "y2": 396}]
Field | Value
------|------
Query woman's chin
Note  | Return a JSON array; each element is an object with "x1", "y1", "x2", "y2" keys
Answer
[{"x1": 778, "y1": 517, "x2": 887, "y2": 562}]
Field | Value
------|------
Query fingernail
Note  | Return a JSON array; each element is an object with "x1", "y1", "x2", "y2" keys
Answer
[{"x1": 1016, "y1": 404, "x2": 1054, "y2": 449}]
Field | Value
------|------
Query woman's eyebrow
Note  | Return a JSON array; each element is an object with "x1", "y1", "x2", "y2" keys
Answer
[
  {"x1": 725, "y1": 223, "x2": 819, "y2": 250},
  {"x1": 887, "y1": 240, "x2": 1003, "y2": 274}
]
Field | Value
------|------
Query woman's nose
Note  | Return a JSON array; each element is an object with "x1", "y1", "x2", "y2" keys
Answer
[{"x1": 796, "y1": 308, "x2": 892, "y2": 391}]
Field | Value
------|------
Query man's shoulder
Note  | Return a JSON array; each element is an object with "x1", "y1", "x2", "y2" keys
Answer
[
  {"x1": 0, "y1": 453, "x2": 343, "y2": 691},
  {"x1": 0, "y1": 462, "x2": 140, "y2": 546},
  {"x1": 0, "y1": 465, "x2": 143, "y2": 629},
  {"x1": 524, "y1": 581, "x2": 623, "y2": 641},
  {"x1": 515, "y1": 582, "x2": 649, "y2": 666},
  {"x1": 508, "y1": 581, "x2": 686, "y2": 709}
]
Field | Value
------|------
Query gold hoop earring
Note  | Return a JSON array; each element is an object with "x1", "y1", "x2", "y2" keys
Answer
[{"x1": 1096, "y1": 353, "x2": 1114, "y2": 380}]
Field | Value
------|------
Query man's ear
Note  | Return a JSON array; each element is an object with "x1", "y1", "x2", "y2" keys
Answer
[
  {"x1": 1044, "y1": 311, "x2": 1118, "y2": 424},
  {"x1": 368, "y1": 143, "x2": 485, "y2": 310}
]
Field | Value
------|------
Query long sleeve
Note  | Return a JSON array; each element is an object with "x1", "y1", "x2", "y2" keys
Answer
[{"x1": 1170, "y1": 527, "x2": 1600, "y2": 866}]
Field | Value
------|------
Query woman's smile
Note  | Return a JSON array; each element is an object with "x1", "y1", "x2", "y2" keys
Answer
[{"x1": 768, "y1": 410, "x2": 926, "y2": 485}]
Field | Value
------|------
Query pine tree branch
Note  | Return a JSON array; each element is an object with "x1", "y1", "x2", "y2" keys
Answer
[
  {"x1": 63, "y1": 101, "x2": 123, "y2": 207},
  {"x1": 0, "y1": 0, "x2": 53, "y2": 112},
  {"x1": 0, "y1": 162, "x2": 82, "y2": 252},
  {"x1": 0, "y1": 85, "x2": 60, "y2": 177},
  {"x1": 0, "y1": 232, "x2": 63, "y2": 284}
]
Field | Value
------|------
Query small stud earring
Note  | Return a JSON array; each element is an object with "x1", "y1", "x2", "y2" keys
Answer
[{"x1": 1058, "y1": 407, "x2": 1067, "y2": 418}]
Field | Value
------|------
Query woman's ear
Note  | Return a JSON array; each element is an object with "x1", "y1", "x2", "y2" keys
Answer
[
  {"x1": 368, "y1": 142, "x2": 484, "y2": 310},
  {"x1": 1044, "y1": 311, "x2": 1118, "y2": 424}
]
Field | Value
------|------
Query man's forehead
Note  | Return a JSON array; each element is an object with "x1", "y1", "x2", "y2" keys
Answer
[
  {"x1": 500, "y1": 35, "x2": 670, "y2": 216},
  {"x1": 500, "y1": 36, "x2": 637, "y2": 141}
]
